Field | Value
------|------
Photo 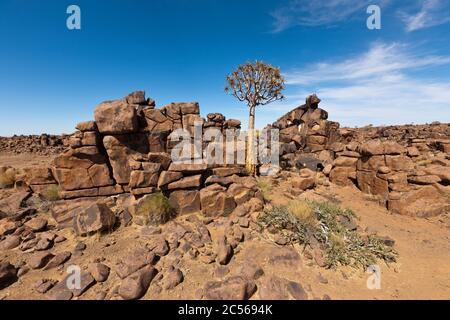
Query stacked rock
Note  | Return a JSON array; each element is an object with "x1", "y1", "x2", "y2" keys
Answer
[
  {"x1": 325, "y1": 139, "x2": 450, "y2": 217},
  {"x1": 267, "y1": 94, "x2": 340, "y2": 169},
  {"x1": 46, "y1": 91, "x2": 252, "y2": 215}
]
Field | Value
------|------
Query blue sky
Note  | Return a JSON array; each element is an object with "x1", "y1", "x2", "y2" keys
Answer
[{"x1": 1, "y1": 0, "x2": 450, "y2": 136}]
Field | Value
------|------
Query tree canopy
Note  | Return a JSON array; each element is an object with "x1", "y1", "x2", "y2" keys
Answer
[{"x1": 225, "y1": 61, "x2": 285, "y2": 108}]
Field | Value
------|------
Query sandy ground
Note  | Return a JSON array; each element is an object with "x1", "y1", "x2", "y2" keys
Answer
[
  {"x1": 0, "y1": 153, "x2": 55, "y2": 169},
  {"x1": 267, "y1": 180, "x2": 450, "y2": 300}
]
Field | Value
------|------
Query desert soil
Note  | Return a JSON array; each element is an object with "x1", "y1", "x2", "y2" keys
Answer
[
  {"x1": 1, "y1": 153, "x2": 450, "y2": 300},
  {"x1": 0, "y1": 153, "x2": 55, "y2": 169}
]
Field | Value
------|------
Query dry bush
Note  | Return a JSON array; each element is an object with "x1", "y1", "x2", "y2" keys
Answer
[
  {"x1": 0, "y1": 168, "x2": 16, "y2": 188},
  {"x1": 259, "y1": 200, "x2": 398, "y2": 269},
  {"x1": 42, "y1": 185, "x2": 60, "y2": 201},
  {"x1": 134, "y1": 192, "x2": 173, "y2": 226}
]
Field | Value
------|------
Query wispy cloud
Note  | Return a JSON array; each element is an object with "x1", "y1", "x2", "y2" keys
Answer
[
  {"x1": 400, "y1": 0, "x2": 450, "y2": 32},
  {"x1": 285, "y1": 43, "x2": 450, "y2": 85},
  {"x1": 258, "y1": 42, "x2": 450, "y2": 127},
  {"x1": 271, "y1": 0, "x2": 450, "y2": 33},
  {"x1": 270, "y1": 0, "x2": 385, "y2": 33}
]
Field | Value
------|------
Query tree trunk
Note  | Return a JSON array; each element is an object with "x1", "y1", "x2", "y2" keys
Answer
[{"x1": 246, "y1": 105, "x2": 257, "y2": 176}]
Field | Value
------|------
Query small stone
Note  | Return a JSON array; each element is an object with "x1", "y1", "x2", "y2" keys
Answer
[
  {"x1": 377, "y1": 236, "x2": 395, "y2": 247},
  {"x1": 202, "y1": 276, "x2": 256, "y2": 300},
  {"x1": 17, "y1": 266, "x2": 30, "y2": 277},
  {"x1": 72, "y1": 272, "x2": 96, "y2": 297},
  {"x1": 19, "y1": 238, "x2": 38, "y2": 251},
  {"x1": 140, "y1": 226, "x2": 162, "y2": 237},
  {"x1": 317, "y1": 274, "x2": 329, "y2": 284},
  {"x1": 313, "y1": 250, "x2": 326, "y2": 268},
  {"x1": 96, "y1": 291, "x2": 108, "y2": 300},
  {"x1": 35, "y1": 238, "x2": 53, "y2": 251},
  {"x1": 214, "y1": 266, "x2": 230, "y2": 278},
  {"x1": 115, "y1": 248, "x2": 156, "y2": 279},
  {"x1": 239, "y1": 262, "x2": 264, "y2": 280},
  {"x1": 238, "y1": 217, "x2": 249, "y2": 228},
  {"x1": 75, "y1": 242, "x2": 87, "y2": 251},
  {"x1": 44, "y1": 251, "x2": 72, "y2": 270},
  {"x1": 88, "y1": 263, "x2": 110, "y2": 282},
  {"x1": 0, "y1": 220, "x2": 18, "y2": 236},
  {"x1": 147, "y1": 237, "x2": 169, "y2": 256},
  {"x1": 35, "y1": 279, "x2": 57, "y2": 294},
  {"x1": 54, "y1": 236, "x2": 67, "y2": 243},
  {"x1": 46, "y1": 271, "x2": 95, "y2": 300},
  {"x1": 216, "y1": 235, "x2": 233, "y2": 265},
  {"x1": 274, "y1": 233, "x2": 288, "y2": 246},
  {"x1": 25, "y1": 217, "x2": 48, "y2": 232},
  {"x1": 28, "y1": 251, "x2": 55, "y2": 269},
  {"x1": 0, "y1": 235, "x2": 21, "y2": 250},
  {"x1": 118, "y1": 266, "x2": 157, "y2": 300},
  {"x1": 163, "y1": 268, "x2": 184, "y2": 290}
]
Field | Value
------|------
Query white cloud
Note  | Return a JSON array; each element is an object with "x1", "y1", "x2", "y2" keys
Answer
[
  {"x1": 400, "y1": 0, "x2": 450, "y2": 32},
  {"x1": 257, "y1": 42, "x2": 450, "y2": 128},
  {"x1": 270, "y1": 0, "x2": 387, "y2": 32}
]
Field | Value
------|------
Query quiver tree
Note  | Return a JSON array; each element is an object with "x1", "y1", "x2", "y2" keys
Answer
[{"x1": 225, "y1": 61, "x2": 285, "y2": 175}]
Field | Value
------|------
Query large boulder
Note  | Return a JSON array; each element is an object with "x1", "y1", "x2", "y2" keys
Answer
[
  {"x1": 52, "y1": 146, "x2": 114, "y2": 191},
  {"x1": 357, "y1": 171, "x2": 389, "y2": 198},
  {"x1": 359, "y1": 140, "x2": 405, "y2": 156},
  {"x1": 118, "y1": 266, "x2": 158, "y2": 300},
  {"x1": 0, "y1": 262, "x2": 18, "y2": 290},
  {"x1": 201, "y1": 276, "x2": 256, "y2": 300},
  {"x1": 169, "y1": 190, "x2": 201, "y2": 215},
  {"x1": 124, "y1": 90, "x2": 146, "y2": 105},
  {"x1": 357, "y1": 155, "x2": 386, "y2": 172},
  {"x1": 358, "y1": 140, "x2": 385, "y2": 156},
  {"x1": 167, "y1": 175, "x2": 202, "y2": 190},
  {"x1": 200, "y1": 184, "x2": 236, "y2": 217},
  {"x1": 129, "y1": 163, "x2": 161, "y2": 189},
  {"x1": 157, "y1": 171, "x2": 183, "y2": 189},
  {"x1": 424, "y1": 165, "x2": 450, "y2": 183},
  {"x1": 73, "y1": 203, "x2": 116, "y2": 236},
  {"x1": 178, "y1": 102, "x2": 200, "y2": 115},
  {"x1": 75, "y1": 121, "x2": 97, "y2": 132},
  {"x1": 23, "y1": 167, "x2": 55, "y2": 185},
  {"x1": 333, "y1": 156, "x2": 358, "y2": 167},
  {"x1": 94, "y1": 100, "x2": 138, "y2": 134},
  {"x1": 142, "y1": 109, "x2": 173, "y2": 133},
  {"x1": 0, "y1": 191, "x2": 31, "y2": 216},
  {"x1": 385, "y1": 155, "x2": 414, "y2": 172},
  {"x1": 115, "y1": 248, "x2": 156, "y2": 279},
  {"x1": 329, "y1": 167, "x2": 356, "y2": 186},
  {"x1": 388, "y1": 186, "x2": 450, "y2": 217},
  {"x1": 258, "y1": 276, "x2": 308, "y2": 300},
  {"x1": 103, "y1": 134, "x2": 149, "y2": 185}
]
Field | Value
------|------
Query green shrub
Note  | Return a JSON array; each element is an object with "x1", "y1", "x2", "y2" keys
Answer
[
  {"x1": 258, "y1": 200, "x2": 398, "y2": 269},
  {"x1": 134, "y1": 192, "x2": 173, "y2": 226}
]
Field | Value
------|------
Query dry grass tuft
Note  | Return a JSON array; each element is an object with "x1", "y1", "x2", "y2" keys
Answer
[
  {"x1": 42, "y1": 185, "x2": 60, "y2": 201},
  {"x1": 256, "y1": 177, "x2": 273, "y2": 201}
]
